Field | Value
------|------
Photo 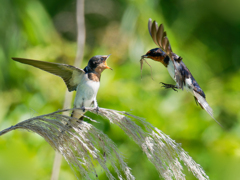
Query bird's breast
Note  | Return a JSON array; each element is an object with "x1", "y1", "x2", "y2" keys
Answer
[
  {"x1": 76, "y1": 80, "x2": 100, "y2": 99},
  {"x1": 167, "y1": 60, "x2": 194, "y2": 93},
  {"x1": 74, "y1": 74, "x2": 100, "y2": 107}
]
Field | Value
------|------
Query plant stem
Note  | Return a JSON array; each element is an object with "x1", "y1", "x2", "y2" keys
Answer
[{"x1": 50, "y1": 0, "x2": 85, "y2": 179}]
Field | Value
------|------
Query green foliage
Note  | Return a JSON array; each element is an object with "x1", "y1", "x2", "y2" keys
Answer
[{"x1": 0, "y1": 0, "x2": 240, "y2": 179}]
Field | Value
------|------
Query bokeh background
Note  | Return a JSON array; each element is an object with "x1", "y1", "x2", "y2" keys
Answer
[{"x1": 1, "y1": 0, "x2": 240, "y2": 179}]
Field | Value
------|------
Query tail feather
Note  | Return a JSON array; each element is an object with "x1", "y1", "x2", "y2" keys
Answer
[
  {"x1": 193, "y1": 91, "x2": 222, "y2": 127},
  {"x1": 63, "y1": 110, "x2": 85, "y2": 128},
  {"x1": 71, "y1": 109, "x2": 85, "y2": 121}
]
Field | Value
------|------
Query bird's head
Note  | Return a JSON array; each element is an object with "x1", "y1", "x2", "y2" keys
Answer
[
  {"x1": 142, "y1": 48, "x2": 168, "y2": 67},
  {"x1": 87, "y1": 55, "x2": 112, "y2": 73}
]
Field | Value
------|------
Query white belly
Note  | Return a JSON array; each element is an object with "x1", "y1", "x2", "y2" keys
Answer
[
  {"x1": 74, "y1": 74, "x2": 100, "y2": 108},
  {"x1": 184, "y1": 77, "x2": 194, "y2": 95},
  {"x1": 167, "y1": 60, "x2": 194, "y2": 94}
]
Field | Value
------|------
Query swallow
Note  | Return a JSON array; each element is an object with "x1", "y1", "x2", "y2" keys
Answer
[
  {"x1": 141, "y1": 19, "x2": 221, "y2": 126},
  {"x1": 12, "y1": 55, "x2": 112, "y2": 123}
]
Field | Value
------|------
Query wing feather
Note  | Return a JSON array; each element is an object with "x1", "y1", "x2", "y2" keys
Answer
[
  {"x1": 148, "y1": 18, "x2": 153, "y2": 36},
  {"x1": 148, "y1": 18, "x2": 183, "y2": 89},
  {"x1": 12, "y1": 58, "x2": 85, "y2": 92},
  {"x1": 156, "y1": 24, "x2": 164, "y2": 47},
  {"x1": 193, "y1": 91, "x2": 222, "y2": 126},
  {"x1": 151, "y1": 21, "x2": 158, "y2": 46}
]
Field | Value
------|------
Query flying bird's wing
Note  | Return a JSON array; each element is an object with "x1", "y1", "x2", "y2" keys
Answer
[
  {"x1": 193, "y1": 90, "x2": 222, "y2": 126},
  {"x1": 12, "y1": 58, "x2": 85, "y2": 92},
  {"x1": 148, "y1": 19, "x2": 184, "y2": 89}
]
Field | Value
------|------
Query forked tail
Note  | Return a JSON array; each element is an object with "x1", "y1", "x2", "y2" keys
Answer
[{"x1": 193, "y1": 91, "x2": 222, "y2": 127}]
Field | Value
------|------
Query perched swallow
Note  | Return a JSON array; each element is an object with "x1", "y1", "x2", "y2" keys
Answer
[
  {"x1": 12, "y1": 55, "x2": 112, "y2": 123},
  {"x1": 141, "y1": 19, "x2": 220, "y2": 126}
]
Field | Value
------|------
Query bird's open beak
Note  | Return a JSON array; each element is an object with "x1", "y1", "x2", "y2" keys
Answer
[
  {"x1": 141, "y1": 55, "x2": 148, "y2": 58},
  {"x1": 103, "y1": 54, "x2": 113, "y2": 70}
]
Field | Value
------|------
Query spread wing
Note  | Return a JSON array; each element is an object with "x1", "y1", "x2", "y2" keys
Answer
[
  {"x1": 193, "y1": 91, "x2": 222, "y2": 126},
  {"x1": 148, "y1": 18, "x2": 184, "y2": 89},
  {"x1": 12, "y1": 58, "x2": 85, "y2": 92}
]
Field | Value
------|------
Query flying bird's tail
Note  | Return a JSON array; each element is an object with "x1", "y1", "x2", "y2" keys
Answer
[{"x1": 193, "y1": 91, "x2": 222, "y2": 127}]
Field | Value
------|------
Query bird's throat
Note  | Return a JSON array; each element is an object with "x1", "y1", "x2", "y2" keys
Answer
[{"x1": 148, "y1": 56, "x2": 168, "y2": 67}]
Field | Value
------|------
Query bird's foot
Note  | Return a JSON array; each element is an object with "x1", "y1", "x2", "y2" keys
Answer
[
  {"x1": 194, "y1": 96, "x2": 199, "y2": 106},
  {"x1": 81, "y1": 98, "x2": 86, "y2": 112},
  {"x1": 160, "y1": 82, "x2": 178, "y2": 92},
  {"x1": 81, "y1": 106, "x2": 86, "y2": 112},
  {"x1": 95, "y1": 106, "x2": 100, "y2": 114}
]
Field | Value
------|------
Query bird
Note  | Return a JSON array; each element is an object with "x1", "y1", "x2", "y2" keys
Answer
[
  {"x1": 141, "y1": 18, "x2": 221, "y2": 126},
  {"x1": 12, "y1": 55, "x2": 112, "y2": 124}
]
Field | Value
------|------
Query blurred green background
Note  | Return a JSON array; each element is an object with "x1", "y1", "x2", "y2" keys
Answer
[{"x1": 1, "y1": 0, "x2": 240, "y2": 179}]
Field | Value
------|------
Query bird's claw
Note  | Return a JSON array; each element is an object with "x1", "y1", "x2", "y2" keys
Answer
[
  {"x1": 81, "y1": 106, "x2": 86, "y2": 112},
  {"x1": 95, "y1": 106, "x2": 100, "y2": 114},
  {"x1": 160, "y1": 82, "x2": 178, "y2": 92}
]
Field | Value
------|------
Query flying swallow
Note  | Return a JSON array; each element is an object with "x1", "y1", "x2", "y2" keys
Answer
[
  {"x1": 12, "y1": 55, "x2": 112, "y2": 123},
  {"x1": 141, "y1": 19, "x2": 221, "y2": 126}
]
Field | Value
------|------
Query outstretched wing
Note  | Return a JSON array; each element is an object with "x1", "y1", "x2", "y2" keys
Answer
[
  {"x1": 148, "y1": 18, "x2": 184, "y2": 89},
  {"x1": 12, "y1": 58, "x2": 85, "y2": 92},
  {"x1": 193, "y1": 91, "x2": 222, "y2": 126}
]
